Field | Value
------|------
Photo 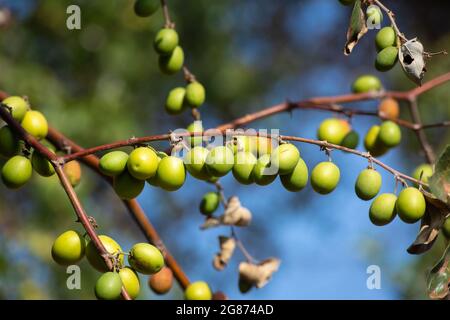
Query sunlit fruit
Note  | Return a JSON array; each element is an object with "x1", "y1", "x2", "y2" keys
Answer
[
  {"x1": 351, "y1": 75, "x2": 382, "y2": 93},
  {"x1": 366, "y1": 5, "x2": 383, "y2": 25},
  {"x1": 254, "y1": 137, "x2": 273, "y2": 156},
  {"x1": 128, "y1": 243, "x2": 164, "y2": 275},
  {"x1": 310, "y1": 161, "x2": 340, "y2": 194},
  {"x1": 355, "y1": 168, "x2": 382, "y2": 200},
  {"x1": 154, "y1": 28, "x2": 179, "y2": 55},
  {"x1": 185, "y1": 82, "x2": 205, "y2": 108},
  {"x1": 155, "y1": 156, "x2": 186, "y2": 191},
  {"x1": 149, "y1": 266, "x2": 173, "y2": 294},
  {"x1": 317, "y1": 118, "x2": 350, "y2": 145},
  {"x1": 412, "y1": 163, "x2": 433, "y2": 184},
  {"x1": 1, "y1": 155, "x2": 32, "y2": 189},
  {"x1": 442, "y1": 217, "x2": 450, "y2": 239},
  {"x1": 252, "y1": 154, "x2": 277, "y2": 186},
  {"x1": 375, "y1": 46, "x2": 398, "y2": 72},
  {"x1": 51, "y1": 230, "x2": 86, "y2": 266},
  {"x1": 159, "y1": 46, "x2": 184, "y2": 75},
  {"x1": 199, "y1": 192, "x2": 220, "y2": 216},
  {"x1": 369, "y1": 193, "x2": 397, "y2": 226},
  {"x1": 127, "y1": 147, "x2": 158, "y2": 180},
  {"x1": 31, "y1": 145, "x2": 55, "y2": 177},
  {"x1": 184, "y1": 146, "x2": 210, "y2": 180},
  {"x1": 396, "y1": 187, "x2": 426, "y2": 223},
  {"x1": 147, "y1": 151, "x2": 167, "y2": 186},
  {"x1": 86, "y1": 235, "x2": 124, "y2": 272},
  {"x1": 63, "y1": 160, "x2": 82, "y2": 187},
  {"x1": 0, "y1": 125, "x2": 20, "y2": 157},
  {"x1": 378, "y1": 98, "x2": 399, "y2": 119},
  {"x1": 364, "y1": 125, "x2": 388, "y2": 157},
  {"x1": 232, "y1": 151, "x2": 257, "y2": 185},
  {"x1": 21, "y1": 110, "x2": 48, "y2": 140},
  {"x1": 134, "y1": 0, "x2": 159, "y2": 17},
  {"x1": 270, "y1": 143, "x2": 300, "y2": 175},
  {"x1": 280, "y1": 158, "x2": 308, "y2": 192},
  {"x1": 119, "y1": 267, "x2": 140, "y2": 300},
  {"x1": 375, "y1": 26, "x2": 396, "y2": 51},
  {"x1": 205, "y1": 146, "x2": 234, "y2": 177},
  {"x1": 165, "y1": 87, "x2": 186, "y2": 115},
  {"x1": 185, "y1": 281, "x2": 212, "y2": 300},
  {"x1": 341, "y1": 130, "x2": 359, "y2": 149},
  {"x1": 378, "y1": 121, "x2": 401, "y2": 148},
  {"x1": 99, "y1": 151, "x2": 129, "y2": 177},
  {"x1": 186, "y1": 121, "x2": 203, "y2": 147},
  {"x1": 113, "y1": 170, "x2": 145, "y2": 199},
  {"x1": 95, "y1": 272, "x2": 123, "y2": 300},
  {"x1": 2, "y1": 96, "x2": 29, "y2": 122}
]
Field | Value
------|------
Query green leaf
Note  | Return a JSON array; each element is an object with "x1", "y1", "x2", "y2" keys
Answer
[
  {"x1": 344, "y1": 0, "x2": 368, "y2": 55},
  {"x1": 427, "y1": 243, "x2": 449, "y2": 299},
  {"x1": 429, "y1": 145, "x2": 450, "y2": 204}
]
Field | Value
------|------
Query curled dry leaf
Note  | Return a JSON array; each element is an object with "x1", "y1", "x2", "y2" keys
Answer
[
  {"x1": 399, "y1": 38, "x2": 426, "y2": 86},
  {"x1": 429, "y1": 144, "x2": 450, "y2": 205},
  {"x1": 344, "y1": 0, "x2": 368, "y2": 55},
  {"x1": 238, "y1": 258, "x2": 280, "y2": 293},
  {"x1": 200, "y1": 196, "x2": 252, "y2": 230},
  {"x1": 427, "y1": 245, "x2": 450, "y2": 299},
  {"x1": 407, "y1": 194, "x2": 449, "y2": 255},
  {"x1": 213, "y1": 236, "x2": 236, "y2": 271}
]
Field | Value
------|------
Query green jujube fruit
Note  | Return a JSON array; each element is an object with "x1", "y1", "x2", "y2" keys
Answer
[
  {"x1": 378, "y1": 120, "x2": 401, "y2": 148},
  {"x1": 165, "y1": 87, "x2": 186, "y2": 115},
  {"x1": 364, "y1": 125, "x2": 388, "y2": 157},
  {"x1": 396, "y1": 187, "x2": 426, "y2": 224},
  {"x1": 205, "y1": 146, "x2": 234, "y2": 177},
  {"x1": 99, "y1": 151, "x2": 129, "y2": 177},
  {"x1": 185, "y1": 82, "x2": 206, "y2": 108},
  {"x1": 341, "y1": 130, "x2": 359, "y2": 149},
  {"x1": 159, "y1": 46, "x2": 184, "y2": 75},
  {"x1": 310, "y1": 161, "x2": 340, "y2": 195},
  {"x1": 369, "y1": 193, "x2": 397, "y2": 226},
  {"x1": 185, "y1": 281, "x2": 212, "y2": 300},
  {"x1": 134, "y1": 0, "x2": 159, "y2": 17},
  {"x1": 351, "y1": 75, "x2": 382, "y2": 93},
  {"x1": 51, "y1": 230, "x2": 86, "y2": 266},
  {"x1": 412, "y1": 164, "x2": 433, "y2": 184},
  {"x1": 355, "y1": 169, "x2": 382, "y2": 200},
  {"x1": 128, "y1": 243, "x2": 164, "y2": 275},
  {"x1": 119, "y1": 267, "x2": 140, "y2": 300},
  {"x1": 86, "y1": 235, "x2": 124, "y2": 272},
  {"x1": 1, "y1": 155, "x2": 32, "y2": 189},
  {"x1": 270, "y1": 143, "x2": 300, "y2": 175},
  {"x1": 95, "y1": 272, "x2": 123, "y2": 300},
  {"x1": 280, "y1": 158, "x2": 308, "y2": 192},
  {"x1": 199, "y1": 192, "x2": 220, "y2": 216},
  {"x1": 184, "y1": 146, "x2": 210, "y2": 180},
  {"x1": 2, "y1": 96, "x2": 29, "y2": 122},
  {"x1": 232, "y1": 151, "x2": 257, "y2": 185},
  {"x1": 154, "y1": 28, "x2": 179, "y2": 55},
  {"x1": 155, "y1": 156, "x2": 186, "y2": 191},
  {"x1": 375, "y1": 46, "x2": 398, "y2": 72},
  {"x1": 375, "y1": 27, "x2": 396, "y2": 51},
  {"x1": 113, "y1": 170, "x2": 145, "y2": 200},
  {"x1": 252, "y1": 154, "x2": 277, "y2": 186},
  {"x1": 127, "y1": 147, "x2": 158, "y2": 180}
]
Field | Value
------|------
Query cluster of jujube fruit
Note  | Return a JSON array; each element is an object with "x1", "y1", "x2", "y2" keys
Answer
[{"x1": 0, "y1": 96, "x2": 81, "y2": 188}]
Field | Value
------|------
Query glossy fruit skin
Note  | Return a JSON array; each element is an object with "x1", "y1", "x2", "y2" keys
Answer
[
  {"x1": 185, "y1": 281, "x2": 212, "y2": 300},
  {"x1": 206, "y1": 146, "x2": 234, "y2": 177},
  {"x1": 412, "y1": 164, "x2": 433, "y2": 184},
  {"x1": 254, "y1": 137, "x2": 273, "y2": 156},
  {"x1": 366, "y1": 6, "x2": 383, "y2": 25},
  {"x1": 95, "y1": 272, "x2": 123, "y2": 300},
  {"x1": 199, "y1": 192, "x2": 220, "y2": 216},
  {"x1": 1, "y1": 155, "x2": 32, "y2": 189},
  {"x1": 317, "y1": 118, "x2": 350, "y2": 145},
  {"x1": 127, "y1": 147, "x2": 158, "y2": 180},
  {"x1": 396, "y1": 187, "x2": 426, "y2": 224},
  {"x1": 375, "y1": 27, "x2": 396, "y2": 51},
  {"x1": 338, "y1": 0, "x2": 355, "y2": 5},
  {"x1": 280, "y1": 158, "x2": 308, "y2": 192},
  {"x1": 185, "y1": 82, "x2": 206, "y2": 108},
  {"x1": 0, "y1": 126, "x2": 20, "y2": 157},
  {"x1": 165, "y1": 87, "x2": 186, "y2": 115},
  {"x1": 186, "y1": 121, "x2": 203, "y2": 147},
  {"x1": 63, "y1": 160, "x2": 82, "y2": 187},
  {"x1": 184, "y1": 146, "x2": 210, "y2": 180},
  {"x1": 21, "y1": 110, "x2": 48, "y2": 140},
  {"x1": 351, "y1": 75, "x2": 382, "y2": 93},
  {"x1": 32, "y1": 148, "x2": 55, "y2": 177},
  {"x1": 146, "y1": 152, "x2": 167, "y2": 186},
  {"x1": 119, "y1": 267, "x2": 140, "y2": 300},
  {"x1": 149, "y1": 266, "x2": 173, "y2": 294},
  {"x1": 252, "y1": 154, "x2": 277, "y2": 186},
  {"x1": 154, "y1": 28, "x2": 179, "y2": 55},
  {"x1": 378, "y1": 98, "x2": 399, "y2": 119},
  {"x1": 341, "y1": 130, "x2": 359, "y2": 149},
  {"x1": 86, "y1": 235, "x2": 124, "y2": 272},
  {"x1": 369, "y1": 193, "x2": 397, "y2": 226},
  {"x1": 378, "y1": 121, "x2": 401, "y2": 148},
  {"x1": 99, "y1": 151, "x2": 129, "y2": 177},
  {"x1": 155, "y1": 156, "x2": 186, "y2": 191},
  {"x1": 51, "y1": 230, "x2": 86, "y2": 266},
  {"x1": 375, "y1": 46, "x2": 398, "y2": 72},
  {"x1": 113, "y1": 170, "x2": 145, "y2": 200},
  {"x1": 2, "y1": 96, "x2": 29, "y2": 122},
  {"x1": 134, "y1": 0, "x2": 159, "y2": 17},
  {"x1": 233, "y1": 151, "x2": 257, "y2": 185},
  {"x1": 443, "y1": 217, "x2": 450, "y2": 239},
  {"x1": 128, "y1": 243, "x2": 164, "y2": 275},
  {"x1": 310, "y1": 161, "x2": 340, "y2": 195},
  {"x1": 159, "y1": 46, "x2": 184, "y2": 75},
  {"x1": 355, "y1": 169, "x2": 382, "y2": 200},
  {"x1": 270, "y1": 143, "x2": 300, "y2": 175},
  {"x1": 364, "y1": 125, "x2": 388, "y2": 157}
]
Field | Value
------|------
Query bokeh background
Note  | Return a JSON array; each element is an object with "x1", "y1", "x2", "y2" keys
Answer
[{"x1": 0, "y1": 0, "x2": 449, "y2": 299}]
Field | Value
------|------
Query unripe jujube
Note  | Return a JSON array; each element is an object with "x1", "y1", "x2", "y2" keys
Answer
[
  {"x1": 165, "y1": 87, "x2": 186, "y2": 115},
  {"x1": 351, "y1": 75, "x2": 382, "y2": 93},
  {"x1": 232, "y1": 151, "x2": 257, "y2": 185},
  {"x1": 2, "y1": 96, "x2": 29, "y2": 122},
  {"x1": 1, "y1": 155, "x2": 32, "y2": 189},
  {"x1": 355, "y1": 168, "x2": 382, "y2": 200},
  {"x1": 310, "y1": 161, "x2": 340, "y2": 195},
  {"x1": 185, "y1": 82, "x2": 206, "y2": 109},
  {"x1": 119, "y1": 267, "x2": 140, "y2": 300},
  {"x1": 95, "y1": 272, "x2": 122, "y2": 300},
  {"x1": 127, "y1": 147, "x2": 158, "y2": 180},
  {"x1": 375, "y1": 27, "x2": 396, "y2": 52},
  {"x1": 378, "y1": 120, "x2": 401, "y2": 148},
  {"x1": 134, "y1": 0, "x2": 159, "y2": 17},
  {"x1": 317, "y1": 118, "x2": 350, "y2": 145},
  {"x1": 199, "y1": 192, "x2": 220, "y2": 216},
  {"x1": 364, "y1": 125, "x2": 388, "y2": 157},
  {"x1": 113, "y1": 170, "x2": 145, "y2": 199},
  {"x1": 185, "y1": 281, "x2": 212, "y2": 300},
  {"x1": 412, "y1": 164, "x2": 433, "y2": 184},
  {"x1": 184, "y1": 146, "x2": 210, "y2": 180},
  {"x1": 154, "y1": 28, "x2": 179, "y2": 55},
  {"x1": 159, "y1": 46, "x2": 184, "y2": 75},
  {"x1": 128, "y1": 243, "x2": 164, "y2": 275},
  {"x1": 341, "y1": 130, "x2": 359, "y2": 149},
  {"x1": 280, "y1": 158, "x2": 308, "y2": 192},
  {"x1": 270, "y1": 143, "x2": 300, "y2": 175},
  {"x1": 369, "y1": 193, "x2": 397, "y2": 226},
  {"x1": 99, "y1": 151, "x2": 129, "y2": 177},
  {"x1": 252, "y1": 154, "x2": 277, "y2": 186},
  {"x1": 206, "y1": 146, "x2": 234, "y2": 177},
  {"x1": 375, "y1": 46, "x2": 398, "y2": 72},
  {"x1": 21, "y1": 110, "x2": 48, "y2": 140},
  {"x1": 396, "y1": 187, "x2": 426, "y2": 224},
  {"x1": 51, "y1": 230, "x2": 86, "y2": 266},
  {"x1": 86, "y1": 235, "x2": 124, "y2": 272},
  {"x1": 155, "y1": 156, "x2": 186, "y2": 191}
]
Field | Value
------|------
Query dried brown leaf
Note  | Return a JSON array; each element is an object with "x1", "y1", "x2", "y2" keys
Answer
[
  {"x1": 213, "y1": 236, "x2": 236, "y2": 271},
  {"x1": 238, "y1": 258, "x2": 280, "y2": 290},
  {"x1": 344, "y1": 0, "x2": 368, "y2": 55}
]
